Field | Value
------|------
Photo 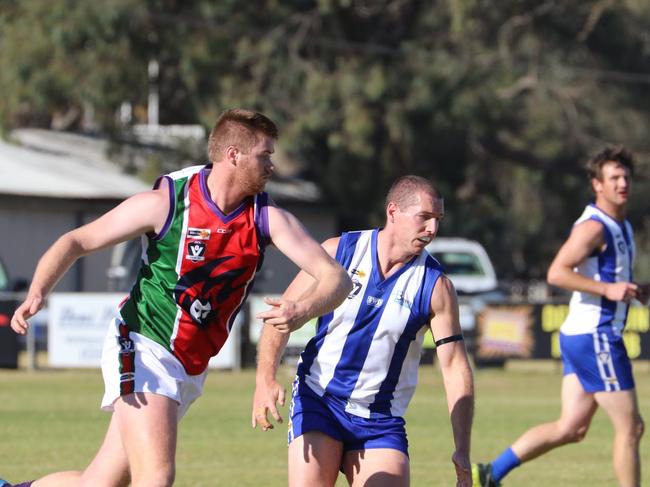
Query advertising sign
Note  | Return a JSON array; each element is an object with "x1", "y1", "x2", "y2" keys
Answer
[
  {"x1": 49, "y1": 293, "x2": 240, "y2": 369},
  {"x1": 476, "y1": 303, "x2": 650, "y2": 360},
  {"x1": 476, "y1": 306, "x2": 535, "y2": 360},
  {"x1": 537, "y1": 303, "x2": 650, "y2": 359},
  {"x1": 48, "y1": 293, "x2": 124, "y2": 367}
]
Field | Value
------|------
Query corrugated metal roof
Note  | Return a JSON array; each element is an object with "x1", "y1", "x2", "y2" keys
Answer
[
  {"x1": 0, "y1": 128, "x2": 323, "y2": 203},
  {"x1": 0, "y1": 130, "x2": 150, "y2": 199}
]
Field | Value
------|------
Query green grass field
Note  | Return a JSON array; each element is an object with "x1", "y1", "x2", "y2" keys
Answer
[{"x1": 1, "y1": 362, "x2": 649, "y2": 486}]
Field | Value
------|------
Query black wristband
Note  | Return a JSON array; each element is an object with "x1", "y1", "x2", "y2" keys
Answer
[{"x1": 434, "y1": 334, "x2": 464, "y2": 347}]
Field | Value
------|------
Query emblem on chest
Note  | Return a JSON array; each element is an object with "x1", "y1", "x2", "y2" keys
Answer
[
  {"x1": 186, "y1": 241, "x2": 206, "y2": 262},
  {"x1": 347, "y1": 268, "x2": 366, "y2": 299}
]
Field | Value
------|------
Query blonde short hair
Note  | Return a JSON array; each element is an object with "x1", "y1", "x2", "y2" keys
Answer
[
  {"x1": 385, "y1": 175, "x2": 440, "y2": 210},
  {"x1": 207, "y1": 109, "x2": 278, "y2": 162}
]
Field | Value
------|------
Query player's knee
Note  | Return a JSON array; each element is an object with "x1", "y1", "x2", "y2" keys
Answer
[
  {"x1": 635, "y1": 417, "x2": 645, "y2": 440},
  {"x1": 132, "y1": 464, "x2": 175, "y2": 487},
  {"x1": 574, "y1": 426, "x2": 589, "y2": 442},
  {"x1": 153, "y1": 465, "x2": 175, "y2": 487},
  {"x1": 558, "y1": 423, "x2": 588, "y2": 444},
  {"x1": 625, "y1": 416, "x2": 645, "y2": 445},
  {"x1": 618, "y1": 416, "x2": 645, "y2": 444}
]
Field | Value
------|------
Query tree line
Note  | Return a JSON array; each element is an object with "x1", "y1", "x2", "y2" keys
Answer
[{"x1": 2, "y1": 0, "x2": 650, "y2": 280}]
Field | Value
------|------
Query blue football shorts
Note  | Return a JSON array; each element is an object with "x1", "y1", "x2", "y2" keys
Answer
[
  {"x1": 560, "y1": 328, "x2": 635, "y2": 393},
  {"x1": 287, "y1": 379, "x2": 409, "y2": 456}
]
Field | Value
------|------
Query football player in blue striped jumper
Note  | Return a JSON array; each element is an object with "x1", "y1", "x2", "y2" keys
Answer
[
  {"x1": 473, "y1": 146, "x2": 647, "y2": 487},
  {"x1": 253, "y1": 175, "x2": 475, "y2": 487}
]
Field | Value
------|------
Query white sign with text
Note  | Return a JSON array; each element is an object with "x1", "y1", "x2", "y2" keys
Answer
[
  {"x1": 48, "y1": 293, "x2": 239, "y2": 369},
  {"x1": 48, "y1": 293, "x2": 123, "y2": 367}
]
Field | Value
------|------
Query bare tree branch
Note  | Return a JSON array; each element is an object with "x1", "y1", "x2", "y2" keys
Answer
[{"x1": 577, "y1": 0, "x2": 619, "y2": 42}]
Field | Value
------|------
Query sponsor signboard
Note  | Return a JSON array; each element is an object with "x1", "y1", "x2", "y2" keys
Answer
[
  {"x1": 476, "y1": 303, "x2": 650, "y2": 360},
  {"x1": 48, "y1": 293, "x2": 239, "y2": 368}
]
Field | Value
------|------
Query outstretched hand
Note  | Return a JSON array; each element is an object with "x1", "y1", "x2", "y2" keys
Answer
[
  {"x1": 10, "y1": 294, "x2": 44, "y2": 335},
  {"x1": 452, "y1": 451, "x2": 472, "y2": 487},
  {"x1": 255, "y1": 296, "x2": 306, "y2": 333},
  {"x1": 252, "y1": 378, "x2": 286, "y2": 432}
]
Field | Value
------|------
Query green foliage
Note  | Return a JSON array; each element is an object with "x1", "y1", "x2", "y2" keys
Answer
[{"x1": 1, "y1": 0, "x2": 650, "y2": 278}]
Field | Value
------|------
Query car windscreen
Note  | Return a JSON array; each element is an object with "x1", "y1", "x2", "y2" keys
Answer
[{"x1": 430, "y1": 251, "x2": 486, "y2": 276}]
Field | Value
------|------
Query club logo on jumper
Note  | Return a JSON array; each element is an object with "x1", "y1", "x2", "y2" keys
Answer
[
  {"x1": 366, "y1": 295, "x2": 384, "y2": 308},
  {"x1": 186, "y1": 241, "x2": 206, "y2": 262},
  {"x1": 174, "y1": 255, "x2": 249, "y2": 329},
  {"x1": 394, "y1": 292, "x2": 412, "y2": 308},
  {"x1": 190, "y1": 299, "x2": 212, "y2": 322},
  {"x1": 118, "y1": 337, "x2": 134, "y2": 354},
  {"x1": 348, "y1": 279, "x2": 363, "y2": 299},
  {"x1": 617, "y1": 239, "x2": 626, "y2": 253},
  {"x1": 347, "y1": 268, "x2": 366, "y2": 299},
  {"x1": 597, "y1": 351, "x2": 610, "y2": 363},
  {"x1": 187, "y1": 227, "x2": 211, "y2": 240}
]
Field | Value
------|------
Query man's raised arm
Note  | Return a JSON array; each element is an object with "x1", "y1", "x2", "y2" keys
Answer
[
  {"x1": 11, "y1": 187, "x2": 169, "y2": 334},
  {"x1": 256, "y1": 206, "x2": 351, "y2": 332},
  {"x1": 253, "y1": 236, "x2": 344, "y2": 431}
]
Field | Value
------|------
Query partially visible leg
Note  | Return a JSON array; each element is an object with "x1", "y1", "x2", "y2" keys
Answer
[
  {"x1": 30, "y1": 411, "x2": 130, "y2": 487},
  {"x1": 343, "y1": 448, "x2": 409, "y2": 487},
  {"x1": 595, "y1": 389, "x2": 644, "y2": 487},
  {"x1": 483, "y1": 374, "x2": 597, "y2": 484},
  {"x1": 23, "y1": 472, "x2": 80, "y2": 487},
  {"x1": 79, "y1": 412, "x2": 130, "y2": 487},
  {"x1": 511, "y1": 374, "x2": 598, "y2": 461},
  {"x1": 112, "y1": 393, "x2": 178, "y2": 487},
  {"x1": 288, "y1": 431, "x2": 343, "y2": 487}
]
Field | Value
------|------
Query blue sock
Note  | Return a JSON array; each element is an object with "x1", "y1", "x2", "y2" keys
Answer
[{"x1": 491, "y1": 446, "x2": 521, "y2": 481}]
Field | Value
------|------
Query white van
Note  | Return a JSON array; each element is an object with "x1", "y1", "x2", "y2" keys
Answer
[
  {"x1": 426, "y1": 238, "x2": 501, "y2": 333},
  {"x1": 425, "y1": 237, "x2": 498, "y2": 295}
]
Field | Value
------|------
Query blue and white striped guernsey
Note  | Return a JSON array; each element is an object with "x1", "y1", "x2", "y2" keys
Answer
[
  {"x1": 560, "y1": 204, "x2": 635, "y2": 336},
  {"x1": 296, "y1": 229, "x2": 444, "y2": 419}
]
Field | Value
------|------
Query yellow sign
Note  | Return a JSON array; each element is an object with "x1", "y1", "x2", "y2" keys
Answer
[
  {"x1": 542, "y1": 304, "x2": 647, "y2": 359},
  {"x1": 477, "y1": 306, "x2": 534, "y2": 359}
]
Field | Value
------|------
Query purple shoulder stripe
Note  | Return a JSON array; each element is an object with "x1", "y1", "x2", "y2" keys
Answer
[
  {"x1": 151, "y1": 175, "x2": 175, "y2": 241},
  {"x1": 255, "y1": 192, "x2": 271, "y2": 249}
]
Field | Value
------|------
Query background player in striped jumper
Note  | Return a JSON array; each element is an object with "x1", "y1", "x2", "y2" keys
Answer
[
  {"x1": 7, "y1": 108, "x2": 352, "y2": 487},
  {"x1": 473, "y1": 146, "x2": 647, "y2": 487},
  {"x1": 253, "y1": 175, "x2": 475, "y2": 487}
]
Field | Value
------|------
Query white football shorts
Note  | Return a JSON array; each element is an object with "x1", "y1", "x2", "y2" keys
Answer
[{"x1": 100, "y1": 317, "x2": 207, "y2": 419}]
